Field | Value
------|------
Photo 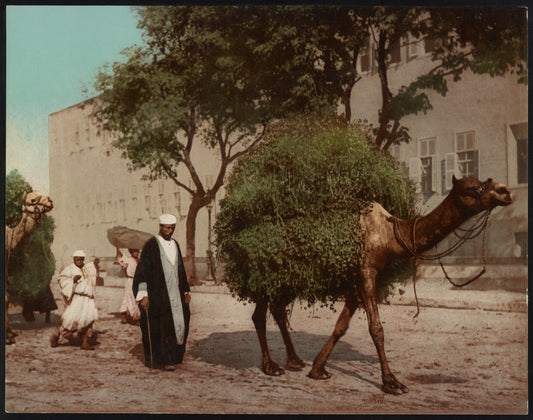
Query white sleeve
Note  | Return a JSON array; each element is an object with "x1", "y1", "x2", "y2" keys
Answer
[{"x1": 135, "y1": 281, "x2": 148, "y2": 301}]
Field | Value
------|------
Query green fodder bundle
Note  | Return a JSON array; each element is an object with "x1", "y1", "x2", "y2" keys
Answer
[
  {"x1": 7, "y1": 215, "x2": 56, "y2": 305},
  {"x1": 215, "y1": 114, "x2": 415, "y2": 308}
]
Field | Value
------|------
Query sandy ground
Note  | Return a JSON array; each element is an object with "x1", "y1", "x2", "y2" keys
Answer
[{"x1": 4, "y1": 279, "x2": 528, "y2": 415}]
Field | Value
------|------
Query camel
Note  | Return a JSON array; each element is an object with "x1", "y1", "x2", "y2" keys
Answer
[
  {"x1": 5, "y1": 191, "x2": 54, "y2": 344},
  {"x1": 250, "y1": 175, "x2": 512, "y2": 394}
]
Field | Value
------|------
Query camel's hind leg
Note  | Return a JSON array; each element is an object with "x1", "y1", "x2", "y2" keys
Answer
[
  {"x1": 308, "y1": 294, "x2": 358, "y2": 379},
  {"x1": 252, "y1": 300, "x2": 284, "y2": 376},
  {"x1": 359, "y1": 267, "x2": 408, "y2": 394},
  {"x1": 270, "y1": 302, "x2": 305, "y2": 371}
]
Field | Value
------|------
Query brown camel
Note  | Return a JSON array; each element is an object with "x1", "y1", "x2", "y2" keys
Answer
[
  {"x1": 251, "y1": 176, "x2": 512, "y2": 394},
  {"x1": 5, "y1": 191, "x2": 54, "y2": 344}
]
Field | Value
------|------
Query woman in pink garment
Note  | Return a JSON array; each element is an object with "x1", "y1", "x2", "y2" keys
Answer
[{"x1": 114, "y1": 238, "x2": 141, "y2": 324}]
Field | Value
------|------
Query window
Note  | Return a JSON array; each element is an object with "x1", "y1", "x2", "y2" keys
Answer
[
  {"x1": 408, "y1": 33, "x2": 420, "y2": 58},
  {"x1": 419, "y1": 137, "x2": 437, "y2": 195},
  {"x1": 360, "y1": 37, "x2": 371, "y2": 73},
  {"x1": 510, "y1": 122, "x2": 528, "y2": 184},
  {"x1": 514, "y1": 232, "x2": 528, "y2": 259},
  {"x1": 119, "y1": 199, "x2": 126, "y2": 221},
  {"x1": 455, "y1": 131, "x2": 479, "y2": 178},
  {"x1": 174, "y1": 192, "x2": 181, "y2": 214},
  {"x1": 389, "y1": 38, "x2": 401, "y2": 64},
  {"x1": 389, "y1": 144, "x2": 401, "y2": 161}
]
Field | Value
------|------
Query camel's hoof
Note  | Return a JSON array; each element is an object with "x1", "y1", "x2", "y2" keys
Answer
[
  {"x1": 382, "y1": 381, "x2": 409, "y2": 395},
  {"x1": 286, "y1": 358, "x2": 306, "y2": 371},
  {"x1": 81, "y1": 345, "x2": 95, "y2": 351},
  {"x1": 307, "y1": 367, "x2": 331, "y2": 380},
  {"x1": 262, "y1": 361, "x2": 285, "y2": 376},
  {"x1": 50, "y1": 335, "x2": 59, "y2": 348}
]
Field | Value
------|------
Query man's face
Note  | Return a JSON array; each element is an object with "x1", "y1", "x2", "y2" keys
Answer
[
  {"x1": 159, "y1": 224, "x2": 176, "y2": 240},
  {"x1": 73, "y1": 257, "x2": 85, "y2": 268}
]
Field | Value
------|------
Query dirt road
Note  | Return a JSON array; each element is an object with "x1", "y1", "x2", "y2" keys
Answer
[{"x1": 4, "y1": 282, "x2": 528, "y2": 414}]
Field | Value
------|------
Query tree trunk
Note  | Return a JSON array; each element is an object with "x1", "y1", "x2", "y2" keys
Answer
[{"x1": 184, "y1": 195, "x2": 202, "y2": 286}]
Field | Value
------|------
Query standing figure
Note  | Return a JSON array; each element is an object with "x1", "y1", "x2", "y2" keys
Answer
[
  {"x1": 133, "y1": 214, "x2": 191, "y2": 371},
  {"x1": 113, "y1": 239, "x2": 141, "y2": 324},
  {"x1": 50, "y1": 250, "x2": 99, "y2": 350}
]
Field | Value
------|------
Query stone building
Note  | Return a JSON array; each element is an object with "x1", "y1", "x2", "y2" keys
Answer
[
  {"x1": 49, "y1": 99, "x2": 223, "y2": 274},
  {"x1": 49, "y1": 35, "x2": 527, "y2": 287}
]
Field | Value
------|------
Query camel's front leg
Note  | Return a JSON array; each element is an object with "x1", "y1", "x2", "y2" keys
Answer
[
  {"x1": 270, "y1": 302, "x2": 305, "y2": 370},
  {"x1": 5, "y1": 293, "x2": 16, "y2": 345},
  {"x1": 359, "y1": 267, "x2": 408, "y2": 394},
  {"x1": 308, "y1": 294, "x2": 358, "y2": 379},
  {"x1": 252, "y1": 300, "x2": 284, "y2": 376}
]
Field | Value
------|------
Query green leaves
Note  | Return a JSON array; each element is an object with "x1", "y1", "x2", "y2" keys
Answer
[{"x1": 215, "y1": 114, "x2": 415, "y2": 307}]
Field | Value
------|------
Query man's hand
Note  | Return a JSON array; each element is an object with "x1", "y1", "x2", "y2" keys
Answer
[
  {"x1": 73, "y1": 275, "x2": 81, "y2": 283},
  {"x1": 139, "y1": 296, "x2": 149, "y2": 311},
  {"x1": 184, "y1": 293, "x2": 191, "y2": 304}
]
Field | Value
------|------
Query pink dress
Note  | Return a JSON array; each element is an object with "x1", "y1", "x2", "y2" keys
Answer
[{"x1": 118, "y1": 256, "x2": 141, "y2": 320}]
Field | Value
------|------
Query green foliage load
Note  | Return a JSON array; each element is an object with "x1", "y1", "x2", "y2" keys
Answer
[
  {"x1": 8, "y1": 216, "x2": 56, "y2": 305},
  {"x1": 5, "y1": 169, "x2": 32, "y2": 228},
  {"x1": 6, "y1": 170, "x2": 56, "y2": 305},
  {"x1": 215, "y1": 114, "x2": 416, "y2": 308}
]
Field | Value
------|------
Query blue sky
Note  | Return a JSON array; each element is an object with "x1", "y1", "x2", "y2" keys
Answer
[{"x1": 6, "y1": 5, "x2": 144, "y2": 194}]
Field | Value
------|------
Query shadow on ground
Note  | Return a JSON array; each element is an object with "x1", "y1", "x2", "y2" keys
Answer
[{"x1": 189, "y1": 330, "x2": 378, "y2": 369}]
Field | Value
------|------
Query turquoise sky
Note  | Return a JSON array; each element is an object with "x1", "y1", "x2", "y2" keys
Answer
[{"x1": 6, "y1": 5, "x2": 144, "y2": 194}]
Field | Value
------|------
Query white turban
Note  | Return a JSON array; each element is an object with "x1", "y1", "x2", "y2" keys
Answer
[
  {"x1": 159, "y1": 213, "x2": 177, "y2": 225},
  {"x1": 72, "y1": 250, "x2": 86, "y2": 258}
]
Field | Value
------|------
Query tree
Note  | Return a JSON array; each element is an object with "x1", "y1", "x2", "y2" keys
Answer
[
  {"x1": 5, "y1": 169, "x2": 32, "y2": 228},
  {"x1": 215, "y1": 114, "x2": 415, "y2": 307},
  {"x1": 5, "y1": 170, "x2": 56, "y2": 305},
  {"x1": 93, "y1": 5, "x2": 345, "y2": 283}
]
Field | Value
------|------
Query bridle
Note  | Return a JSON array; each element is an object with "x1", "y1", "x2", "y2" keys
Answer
[{"x1": 393, "y1": 179, "x2": 493, "y2": 317}]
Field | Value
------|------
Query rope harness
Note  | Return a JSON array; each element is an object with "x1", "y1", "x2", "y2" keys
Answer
[{"x1": 393, "y1": 180, "x2": 493, "y2": 317}]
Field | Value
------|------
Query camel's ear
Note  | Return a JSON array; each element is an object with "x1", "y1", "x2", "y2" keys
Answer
[{"x1": 452, "y1": 175, "x2": 458, "y2": 186}]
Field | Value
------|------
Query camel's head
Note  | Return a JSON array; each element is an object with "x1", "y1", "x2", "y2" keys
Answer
[
  {"x1": 451, "y1": 175, "x2": 513, "y2": 215},
  {"x1": 22, "y1": 192, "x2": 54, "y2": 217}
]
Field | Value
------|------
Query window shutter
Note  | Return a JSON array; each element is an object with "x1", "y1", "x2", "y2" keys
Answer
[
  {"x1": 445, "y1": 153, "x2": 458, "y2": 190},
  {"x1": 472, "y1": 150, "x2": 479, "y2": 179},
  {"x1": 441, "y1": 160, "x2": 446, "y2": 193},
  {"x1": 431, "y1": 156, "x2": 438, "y2": 192},
  {"x1": 408, "y1": 157, "x2": 422, "y2": 180}
]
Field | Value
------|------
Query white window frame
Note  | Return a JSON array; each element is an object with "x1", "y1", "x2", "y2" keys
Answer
[
  {"x1": 407, "y1": 33, "x2": 421, "y2": 59},
  {"x1": 359, "y1": 36, "x2": 372, "y2": 74},
  {"x1": 455, "y1": 130, "x2": 478, "y2": 177},
  {"x1": 418, "y1": 137, "x2": 438, "y2": 194}
]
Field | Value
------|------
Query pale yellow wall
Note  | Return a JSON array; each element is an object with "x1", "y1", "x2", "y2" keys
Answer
[{"x1": 49, "y1": 100, "x2": 224, "y2": 269}]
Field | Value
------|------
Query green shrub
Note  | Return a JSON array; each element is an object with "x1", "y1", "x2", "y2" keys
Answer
[{"x1": 215, "y1": 113, "x2": 415, "y2": 308}]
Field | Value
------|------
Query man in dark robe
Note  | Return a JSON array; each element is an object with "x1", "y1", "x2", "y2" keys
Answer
[{"x1": 132, "y1": 214, "x2": 191, "y2": 371}]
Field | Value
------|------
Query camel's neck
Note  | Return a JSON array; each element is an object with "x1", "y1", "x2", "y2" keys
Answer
[
  {"x1": 6, "y1": 213, "x2": 39, "y2": 253},
  {"x1": 399, "y1": 194, "x2": 473, "y2": 254}
]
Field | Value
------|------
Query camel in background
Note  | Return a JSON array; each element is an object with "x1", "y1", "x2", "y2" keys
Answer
[{"x1": 5, "y1": 192, "x2": 54, "y2": 344}]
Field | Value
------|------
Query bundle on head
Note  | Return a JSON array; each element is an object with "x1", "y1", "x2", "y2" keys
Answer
[{"x1": 215, "y1": 113, "x2": 416, "y2": 309}]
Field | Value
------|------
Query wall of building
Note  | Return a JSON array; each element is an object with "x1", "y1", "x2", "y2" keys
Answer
[
  {"x1": 350, "y1": 39, "x2": 528, "y2": 263},
  {"x1": 49, "y1": 99, "x2": 224, "y2": 270}
]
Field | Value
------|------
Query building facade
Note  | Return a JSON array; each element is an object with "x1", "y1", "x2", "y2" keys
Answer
[
  {"x1": 49, "y1": 99, "x2": 223, "y2": 271},
  {"x1": 350, "y1": 34, "x2": 528, "y2": 266}
]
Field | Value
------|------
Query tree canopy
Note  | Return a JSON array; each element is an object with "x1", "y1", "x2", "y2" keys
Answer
[{"x1": 215, "y1": 114, "x2": 415, "y2": 307}]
